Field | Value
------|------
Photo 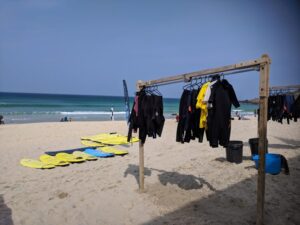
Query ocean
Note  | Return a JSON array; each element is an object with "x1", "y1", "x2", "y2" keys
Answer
[{"x1": 0, "y1": 92, "x2": 258, "y2": 124}]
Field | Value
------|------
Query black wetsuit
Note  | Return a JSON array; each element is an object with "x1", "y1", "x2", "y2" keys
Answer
[
  {"x1": 191, "y1": 89, "x2": 204, "y2": 142},
  {"x1": 268, "y1": 95, "x2": 284, "y2": 122},
  {"x1": 176, "y1": 90, "x2": 191, "y2": 143},
  {"x1": 292, "y1": 95, "x2": 300, "y2": 121},
  {"x1": 176, "y1": 88, "x2": 204, "y2": 143},
  {"x1": 207, "y1": 79, "x2": 240, "y2": 148},
  {"x1": 268, "y1": 94, "x2": 298, "y2": 124},
  {"x1": 127, "y1": 89, "x2": 165, "y2": 144}
]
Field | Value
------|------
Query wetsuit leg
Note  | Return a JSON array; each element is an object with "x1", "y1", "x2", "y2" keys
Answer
[
  {"x1": 176, "y1": 90, "x2": 189, "y2": 143},
  {"x1": 153, "y1": 95, "x2": 165, "y2": 137}
]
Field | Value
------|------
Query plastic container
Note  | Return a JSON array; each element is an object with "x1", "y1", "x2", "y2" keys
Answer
[
  {"x1": 248, "y1": 138, "x2": 268, "y2": 156},
  {"x1": 252, "y1": 153, "x2": 281, "y2": 175},
  {"x1": 226, "y1": 141, "x2": 243, "y2": 164}
]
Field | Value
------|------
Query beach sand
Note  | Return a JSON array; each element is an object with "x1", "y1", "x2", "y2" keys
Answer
[{"x1": 0, "y1": 118, "x2": 299, "y2": 225}]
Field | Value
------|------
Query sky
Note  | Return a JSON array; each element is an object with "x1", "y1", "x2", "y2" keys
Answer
[{"x1": 0, "y1": 0, "x2": 300, "y2": 99}]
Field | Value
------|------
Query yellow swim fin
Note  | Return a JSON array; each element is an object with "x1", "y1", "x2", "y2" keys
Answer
[
  {"x1": 39, "y1": 154, "x2": 69, "y2": 166},
  {"x1": 20, "y1": 159, "x2": 55, "y2": 169},
  {"x1": 72, "y1": 151, "x2": 97, "y2": 161},
  {"x1": 55, "y1": 153, "x2": 86, "y2": 163}
]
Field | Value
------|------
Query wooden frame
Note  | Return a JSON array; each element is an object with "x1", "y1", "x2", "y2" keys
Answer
[{"x1": 135, "y1": 54, "x2": 271, "y2": 225}]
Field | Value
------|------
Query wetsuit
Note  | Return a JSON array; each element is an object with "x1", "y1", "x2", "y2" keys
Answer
[
  {"x1": 176, "y1": 88, "x2": 204, "y2": 143},
  {"x1": 207, "y1": 79, "x2": 240, "y2": 148},
  {"x1": 176, "y1": 90, "x2": 192, "y2": 143},
  {"x1": 127, "y1": 89, "x2": 165, "y2": 144}
]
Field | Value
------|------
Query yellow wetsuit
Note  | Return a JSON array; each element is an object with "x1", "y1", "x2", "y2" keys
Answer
[{"x1": 196, "y1": 82, "x2": 210, "y2": 129}]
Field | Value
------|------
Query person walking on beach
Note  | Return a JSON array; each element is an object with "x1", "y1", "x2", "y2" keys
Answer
[{"x1": 110, "y1": 107, "x2": 114, "y2": 121}]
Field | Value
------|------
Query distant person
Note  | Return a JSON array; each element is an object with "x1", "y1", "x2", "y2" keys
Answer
[
  {"x1": 254, "y1": 109, "x2": 257, "y2": 117},
  {"x1": 235, "y1": 111, "x2": 239, "y2": 117},
  {"x1": 235, "y1": 111, "x2": 241, "y2": 120},
  {"x1": 0, "y1": 115, "x2": 4, "y2": 125},
  {"x1": 69, "y1": 117, "x2": 72, "y2": 122},
  {"x1": 110, "y1": 107, "x2": 114, "y2": 121}
]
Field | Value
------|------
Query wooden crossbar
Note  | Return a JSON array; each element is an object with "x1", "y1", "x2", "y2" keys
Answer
[{"x1": 137, "y1": 56, "x2": 270, "y2": 89}]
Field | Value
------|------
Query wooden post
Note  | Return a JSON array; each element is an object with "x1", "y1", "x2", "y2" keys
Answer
[
  {"x1": 139, "y1": 140, "x2": 145, "y2": 192},
  {"x1": 136, "y1": 80, "x2": 145, "y2": 192},
  {"x1": 256, "y1": 54, "x2": 270, "y2": 225}
]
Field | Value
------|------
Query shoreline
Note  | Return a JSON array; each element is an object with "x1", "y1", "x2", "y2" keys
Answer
[
  {"x1": 0, "y1": 113, "x2": 257, "y2": 125},
  {"x1": 1, "y1": 111, "x2": 257, "y2": 125}
]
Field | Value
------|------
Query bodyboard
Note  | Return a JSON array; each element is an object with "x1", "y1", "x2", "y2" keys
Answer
[{"x1": 84, "y1": 148, "x2": 114, "y2": 158}]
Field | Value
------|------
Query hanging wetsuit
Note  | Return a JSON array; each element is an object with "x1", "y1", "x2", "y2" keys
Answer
[
  {"x1": 207, "y1": 79, "x2": 240, "y2": 148},
  {"x1": 196, "y1": 82, "x2": 210, "y2": 129},
  {"x1": 292, "y1": 95, "x2": 300, "y2": 121},
  {"x1": 128, "y1": 89, "x2": 165, "y2": 144},
  {"x1": 176, "y1": 90, "x2": 192, "y2": 143},
  {"x1": 282, "y1": 95, "x2": 295, "y2": 124},
  {"x1": 151, "y1": 94, "x2": 165, "y2": 137},
  {"x1": 176, "y1": 88, "x2": 204, "y2": 143},
  {"x1": 190, "y1": 88, "x2": 204, "y2": 142},
  {"x1": 127, "y1": 92, "x2": 141, "y2": 142}
]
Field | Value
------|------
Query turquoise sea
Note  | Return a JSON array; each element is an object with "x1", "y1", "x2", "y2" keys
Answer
[{"x1": 0, "y1": 92, "x2": 258, "y2": 124}]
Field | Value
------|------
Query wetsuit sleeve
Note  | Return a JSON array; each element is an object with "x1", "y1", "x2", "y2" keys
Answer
[
  {"x1": 228, "y1": 83, "x2": 240, "y2": 108},
  {"x1": 127, "y1": 100, "x2": 137, "y2": 142}
]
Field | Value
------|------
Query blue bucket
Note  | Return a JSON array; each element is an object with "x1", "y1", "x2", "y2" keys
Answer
[{"x1": 252, "y1": 153, "x2": 281, "y2": 175}]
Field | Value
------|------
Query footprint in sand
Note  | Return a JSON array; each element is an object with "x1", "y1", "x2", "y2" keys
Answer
[
  {"x1": 58, "y1": 192, "x2": 69, "y2": 199},
  {"x1": 53, "y1": 191, "x2": 69, "y2": 199}
]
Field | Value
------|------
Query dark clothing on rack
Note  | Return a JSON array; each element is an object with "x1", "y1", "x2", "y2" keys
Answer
[
  {"x1": 127, "y1": 93, "x2": 140, "y2": 142},
  {"x1": 176, "y1": 88, "x2": 205, "y2": 144},
  {"x1": 268, "y1": 95, "x2": 284, "y2": 122},
  {"x1": 144, "y1": 94, "x2": 165, "y2": 138},
  {"x1": 176, "y1": 90, "x2": 192, "y2": 143},
  {"x1": 292, "y1": 95, "x2": 300, "y2": 121},
  {"x1": 127, "y1": 89, "x2": 165, "y2": 144},
  {"x1": 191, "y1": 89, "x2": 204, "y2": 142},
  {"x1": 268, "y1": 94, "x2": 298, "y2": 124},
  {"x1": 284, "y1": 95, "x2": 294, "y2": 113},
  {"x1": 207, "y1": 79, "x2": 240, "y2": 148}
]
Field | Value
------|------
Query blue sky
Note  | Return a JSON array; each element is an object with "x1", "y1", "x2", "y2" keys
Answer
[{"x1": 0, "y1": 0, "x2": 299, "y2": 99}]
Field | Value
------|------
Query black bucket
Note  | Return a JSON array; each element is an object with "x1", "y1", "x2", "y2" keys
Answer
[
  {"x1": 248, "y1": 138, "x2": 268, "y2": 156},
  {"x1": 226, "y1": 141, "x2": 243, "y2": 164}
]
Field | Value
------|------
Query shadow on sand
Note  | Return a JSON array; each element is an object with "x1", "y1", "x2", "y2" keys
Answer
[
  {"x1": 124, "y1": 164, "x2": 215, "y2": 191},
  {"x1": 137, "y1": 155, "x2": 300, "y2": 225},
  {"x1": 215, "y1": 156, "x2": 253, "y2": 163},
  {"x1": 0, "y1": 195, "x2": 13, "y2": 225}
]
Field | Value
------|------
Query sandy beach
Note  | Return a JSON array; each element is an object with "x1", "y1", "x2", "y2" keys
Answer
[{"x1": 0, "y1": 117, "x2": 299, "y2": 225}]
